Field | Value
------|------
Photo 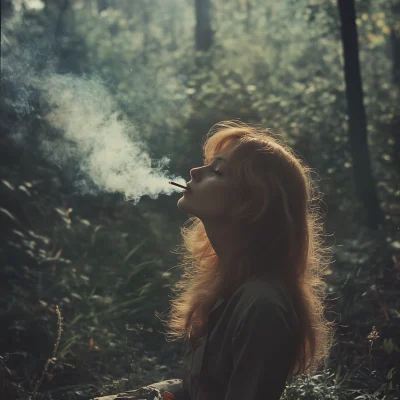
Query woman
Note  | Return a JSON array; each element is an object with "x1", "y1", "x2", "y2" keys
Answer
[{"x1": 100, "y1": 120, "x2": 335, "y2": 400}]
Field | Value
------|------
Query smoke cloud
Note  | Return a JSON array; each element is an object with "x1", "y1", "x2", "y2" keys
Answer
[
  {"x1": 39, "y1": 74, "x2": 187, "y2": 204},
  {"x1": 1, "y1": 32, "x2": 188, "y2": 205}
]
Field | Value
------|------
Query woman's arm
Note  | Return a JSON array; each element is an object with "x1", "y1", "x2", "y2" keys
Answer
[
  {"x1": 146, "y1": 379, "x2": 190, "y2": 400},
  {"x1": 224, "y1": 300, "x2": 294, "y2": 400}
]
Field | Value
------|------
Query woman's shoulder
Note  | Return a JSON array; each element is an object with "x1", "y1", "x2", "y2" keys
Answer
[{"x1": 230, "y1": 277, "x2": 298, "y2": 333}]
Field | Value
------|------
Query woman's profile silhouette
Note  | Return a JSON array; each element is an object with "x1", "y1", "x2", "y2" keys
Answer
[{"x1": 96, "y1": 120, "x2": 336, "y2": 400}]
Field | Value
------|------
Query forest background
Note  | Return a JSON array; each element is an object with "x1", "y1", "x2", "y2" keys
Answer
[{"x1": 1, "y1": 0, "x2": 399, "y2": 399}]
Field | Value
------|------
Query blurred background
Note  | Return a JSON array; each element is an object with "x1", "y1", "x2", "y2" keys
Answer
[{"x1": 1, "y1": 0, "x2": 399, "y2": 399}]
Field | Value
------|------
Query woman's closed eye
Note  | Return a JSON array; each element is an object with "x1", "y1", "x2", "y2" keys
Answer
[{"x1": 212, "y1": 169, "x2": 222, "y2": 175}]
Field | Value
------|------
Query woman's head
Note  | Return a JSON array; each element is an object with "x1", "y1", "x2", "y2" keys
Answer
[
  {"x1": 178, "y1": 120, "x2": 314, "y2": 282},
  {"x1": 177, "y1": 139, "x2": 241, "y2": 224},
  {"x1": 156, "y1": 120, "x2": 335, "y2": 376}
]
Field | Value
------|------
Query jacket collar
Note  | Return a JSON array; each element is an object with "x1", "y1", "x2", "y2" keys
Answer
[{"x1": 207, "y1": 277, "x2": 261, "y2": 317}]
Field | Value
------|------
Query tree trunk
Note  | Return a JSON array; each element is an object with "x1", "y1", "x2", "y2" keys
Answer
[
  {"x1": 142, "y1": 3, "x2": 150, "y2": 65},
  {"x1": 337, "y1": 0, "x2": 384, "y2": 229},
  {"x1": 392, "y1": 28, "x2": 400, "y2": 86},
  {"x1": 391, "y1": 3, "x2": 400, "y2": 87},
  {"x1": 245, "y1": 0, "x2": 252, "y2": 34},
  {"x1": 97, "y1": 0, "x2": 109, "y2": 13},
  {"x1": 54, "y1": 0, "x2": 70, "y2": 40},
  {"x1": 194, "y1": 0, "x2": 213, "y2": 52},
  {"x1": 390, "y1": 4, "x2": 400, "y2": 172},
  {"x1": 1, "y1": 0, "x2": 13, "y2": 20}
]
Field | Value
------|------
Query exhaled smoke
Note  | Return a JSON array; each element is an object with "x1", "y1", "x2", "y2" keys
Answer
[
  {"x1": 1, "y1": 33, "x2": 187, "y2": 205},
  {"x1": 39, "y1": 74, "x2": 186, "y2": 204}
]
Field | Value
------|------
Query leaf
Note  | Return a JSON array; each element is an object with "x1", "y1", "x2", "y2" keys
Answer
[
  {"x1": 124, "y1": 239, "x2": 147, "y2": 262},
  {"x1": 18, "y1": 185, "x2": 31, "y2": 196},
  {"x1": 94, "y1": 296, "x2": 144, "y2": 318},
  {"x1": 67, "y1": 314, "x2": 83, "y2": 327},
  {"x1": 1, "y1": 179, "x2": 15, "y2": 191},
  {"x1": 54, "y1": 249, "x2": 63, "y2": 259},
  {"x1": 27, "y1": 230, "x2": 50, "y2": 244},
  {"x1": 12, "y1": 229, "x2": 25, "y2": 237},
  {"x1": 62, "y1": 217, "x2": 71, "y2": 228},
  {"x1": 71, "y1": 292, "x2": 83, "y2": 300},
  {"x1": 138, "y1": 282, "x2": 152, "y2": 296},
  {"x1": 58, "y1": 334, "x2": 80, "y2": 357},
  {"x1": 55, "y1": 208, "x2": 67, "y2": 216},
  {"x1": 126, "y1": 260, "x2": 157, "y2": 284},
  {"x1": 0, "y1": 207, "x2": 19, "y2": 223}
]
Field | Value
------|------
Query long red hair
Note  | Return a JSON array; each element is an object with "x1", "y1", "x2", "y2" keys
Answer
[{"x1": 155, "y1": 120, "x2": 336, "y2": 375}]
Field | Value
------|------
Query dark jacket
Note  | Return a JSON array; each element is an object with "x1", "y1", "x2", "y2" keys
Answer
[{"x1": 159, "y1": 276, "x2": 299, "y2": 400}]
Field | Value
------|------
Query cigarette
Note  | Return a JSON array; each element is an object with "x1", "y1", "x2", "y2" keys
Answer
[{"x1": 168, "y1": 181, "x2": 188, "y2": 190}]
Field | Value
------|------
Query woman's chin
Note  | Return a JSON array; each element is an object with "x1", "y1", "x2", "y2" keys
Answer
[
  {"x1": 178, "y1": 199, "x2": 199, "y2": 217},
  {"x1": 177, "y1": 196, "x2": 190, "y2": 212}
]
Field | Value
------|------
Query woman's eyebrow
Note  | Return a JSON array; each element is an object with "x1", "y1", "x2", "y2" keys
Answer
[{"x1": 206, "y1": 156, "x2": 227, "y2": 167}]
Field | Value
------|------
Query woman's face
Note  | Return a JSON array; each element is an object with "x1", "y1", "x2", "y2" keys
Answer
[{"x1": 177, "y1": 143, "x2": 242, "y2": 222}]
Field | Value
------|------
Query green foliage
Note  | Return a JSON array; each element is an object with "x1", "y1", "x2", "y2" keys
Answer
[
  {"x1": 1, "y1": 0, "x2": 400, "y2": 399},
  {"x1": 282, "y1": 369, "x2": 342, "y2": 400},
  {"x1": 0, "y1": 170, "x2": 179, "y2": 397},
  {"x1": 383, "y1": 338, "x2": 400, "y2": 355}
]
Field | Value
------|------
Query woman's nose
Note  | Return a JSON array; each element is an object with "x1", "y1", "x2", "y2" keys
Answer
[{"x1": 190, "y1": 167, "x2": 201, "y2": 180}]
